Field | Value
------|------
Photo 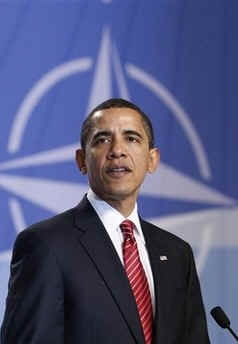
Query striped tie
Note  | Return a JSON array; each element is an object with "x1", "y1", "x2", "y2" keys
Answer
[{"x1": 120, "y1": 220, "x2": 153, "y2": 344}]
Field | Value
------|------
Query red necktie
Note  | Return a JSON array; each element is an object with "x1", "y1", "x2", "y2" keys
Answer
[{"x1": 120, "y1": 220, "x2": 153, "y2": 344}]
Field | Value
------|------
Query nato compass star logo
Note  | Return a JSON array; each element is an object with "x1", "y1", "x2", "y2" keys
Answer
[{"x1": 0, "y1": 26, "x2": 237, "y2": 277}]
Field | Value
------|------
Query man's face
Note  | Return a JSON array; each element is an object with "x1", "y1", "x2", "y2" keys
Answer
[{"x1": 76, "y1": 107, "x2": 159, "y2": 204}]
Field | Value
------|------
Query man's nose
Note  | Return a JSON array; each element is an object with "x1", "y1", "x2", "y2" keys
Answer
[{"x1": 107, "y1": 139, "x2": 126, "y2": 159}]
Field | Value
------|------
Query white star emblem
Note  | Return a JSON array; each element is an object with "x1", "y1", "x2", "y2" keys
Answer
[{"x1": 0, "y1": 26, "x2": 237, "y2": 279}]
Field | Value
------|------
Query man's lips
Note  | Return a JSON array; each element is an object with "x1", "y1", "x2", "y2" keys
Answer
[
  {"x1": 105, "y1": 166, "x2": 132, "y2": 177},
  {"x1": 106, "y1": 166, "x2": 132, "y2": 173}
]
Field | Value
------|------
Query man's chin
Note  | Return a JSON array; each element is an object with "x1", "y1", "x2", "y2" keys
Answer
[{"x1": 95, "y1": 187, "x2": 138, "y2": 202}]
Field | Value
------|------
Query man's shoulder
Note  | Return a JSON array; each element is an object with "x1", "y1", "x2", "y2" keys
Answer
[
  {"x1": 141, "y1": 218, "x2": 192, "y2": 252},
  {"x1": 14, "y1": 195, "x2": 94, "y2": 252},
  {"x1": 14, "y1": 206, "x2": 78, "y2": 251},
  {"x1": 26, "y1": 206, "x2": 74, "y2": 231}
]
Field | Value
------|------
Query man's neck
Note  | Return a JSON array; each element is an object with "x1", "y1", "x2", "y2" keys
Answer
[
  {"x1": 104, "y1": 198, "x2": 135, "y2": 217},
  {"x1": 89, "y1": 189, "x2": 137, "y2": 217}
]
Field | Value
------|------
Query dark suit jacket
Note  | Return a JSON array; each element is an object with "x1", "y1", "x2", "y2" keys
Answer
[{"x1": 1, "y1": 196, "x2": 210, "y2": 344}]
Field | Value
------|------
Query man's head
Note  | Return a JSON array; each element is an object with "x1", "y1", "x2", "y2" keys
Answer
[
  {"x1": 80, "y1": 98, "x2": 154, "y2": 151},
  {"x1": 76, "y1": 98, "x2": 159, "y2": 208}
]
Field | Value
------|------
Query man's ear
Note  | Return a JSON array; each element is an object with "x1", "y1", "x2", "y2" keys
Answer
[
  {"x1": 75, "y1": 149, "x2": 87, "y2": 175},
  {"x1": 148, "y1": 147, "x2": 160, "y2": 174}
]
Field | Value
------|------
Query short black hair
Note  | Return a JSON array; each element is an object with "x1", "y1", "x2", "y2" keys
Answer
[{"x1": 80, "y1": 98, "x2": 154, "y2": 149}]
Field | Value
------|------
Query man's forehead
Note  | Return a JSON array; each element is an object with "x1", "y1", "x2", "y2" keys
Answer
[{"x1": 91, "y1": 107, "x2": 144, "y2": 128}]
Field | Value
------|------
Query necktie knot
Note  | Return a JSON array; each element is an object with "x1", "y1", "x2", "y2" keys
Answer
[{"x1": 120, "y1": 220, "x2": 134, "y2": 240}]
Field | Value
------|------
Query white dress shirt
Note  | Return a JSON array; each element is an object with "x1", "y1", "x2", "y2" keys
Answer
[{"x1": 87, "y1": 189, "x2": 155, "y2": 315}]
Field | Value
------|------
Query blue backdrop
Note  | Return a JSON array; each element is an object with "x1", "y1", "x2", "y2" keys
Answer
[{"x1": 0, "y1": 1, "x2": 237, "y2": 343}]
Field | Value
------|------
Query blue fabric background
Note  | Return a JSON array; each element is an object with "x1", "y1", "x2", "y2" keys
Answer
[{"x1": 0, "y1": 1, "x2": 237, "y2": 343}]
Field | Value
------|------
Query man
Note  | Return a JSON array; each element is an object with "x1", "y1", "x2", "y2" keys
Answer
[{"x1": 1, "y1": 98, "x2": 210, "y2": 343}]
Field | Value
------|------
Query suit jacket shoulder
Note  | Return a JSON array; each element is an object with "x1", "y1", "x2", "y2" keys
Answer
[{"x1": 140, "y1": 217, "x2": 193, "y2": 260}]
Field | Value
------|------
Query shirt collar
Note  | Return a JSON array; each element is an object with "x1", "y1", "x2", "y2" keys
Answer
[{"x1": 87, "y1": 188, "x2": 145, "y2": 244}]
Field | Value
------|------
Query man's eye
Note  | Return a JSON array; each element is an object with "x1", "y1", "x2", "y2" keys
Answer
[
  {"x1": 128, "y1": 136, "x2": 139, "y2": 143},
  {"x1": 95, "y1": 137, "x2": 110, "y2": 145}
]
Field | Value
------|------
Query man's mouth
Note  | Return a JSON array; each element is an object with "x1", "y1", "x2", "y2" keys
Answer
[{"x1": 106, "y1": 166, "x2": 132, "y2": 177}]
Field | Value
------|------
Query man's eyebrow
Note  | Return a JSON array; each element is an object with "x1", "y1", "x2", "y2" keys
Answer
[
  {"x1": 123, "y1": 130, "x2": 143, "y2": 139},
  {"x1": 92, "y1": 130, "x2": 112, "y2": 140},
  {"x1": 91, "y1": 129, "x2": 143, "y2": 141}
]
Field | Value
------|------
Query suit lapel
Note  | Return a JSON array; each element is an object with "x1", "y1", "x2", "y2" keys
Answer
[{"x1": 73, "y1": 197, "x2": 145, "y2": 344}]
